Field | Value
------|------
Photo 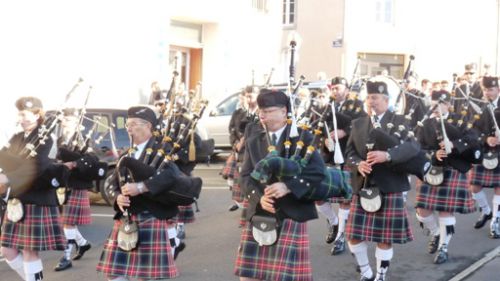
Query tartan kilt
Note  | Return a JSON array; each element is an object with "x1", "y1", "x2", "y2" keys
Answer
[
  {"x1": 96, "y1": 211, "x2": 179, "y2": 279},
  {"x1": 221, "y1": 152, "x2": 238, "y2": 179},
  {"x1": 234, "y1": 218, "x2": 312, "y2": 281},
  {"x1": 62, "y1": 189, "x2": 92, "y2": 226},
  {"x1": 345, "y1": 193, "x2": 413, "y2": 244},
  {"x1": 239, "y1": 199, "x2": 248, "y2": 228},
  {"x1": 176, "y1": 204, "x2": 195, "y2": 223},
  {"x1": 416, "y1": 169, "x2": 476, "y2": 214},
  {"x1": 1, "y1": 203, "x2": 66, "y2": 251},
  {"x1": 468, "y1": 164, "x2": 500, "y2": 188},
  {"x1": 231, "y1": 168, "x2": 245, "y2": 202}
]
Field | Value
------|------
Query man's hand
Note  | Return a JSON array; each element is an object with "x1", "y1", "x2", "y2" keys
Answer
[
  {"x1": 63, "y1": 161, "x2": 77, "y2": 170},
  {"x1": 260, "y1": 194, "x2": 276, "y2": 213},
  {"x1": 235, "y1": 137, "x2": 245, "y2": 152},
  {"x1": 121, "y1": 182, "x2": 144, "y2": 197},
  {"x1": 435, "y1": 148, "x2": 448, "y2": 162},
  {"x1": 358, "y1": 161, "x2": 372, "y2": 177},
  {"x1": 366, "y1": 150, "x2": 389, "y2": 166},
  {"x1": 116, "y1": 194, "x2": 130, "y2": 212},
  {"x1": 486, "y1": 136, "x2": 498, "y2": 147},
  {"x1": 330, "y1": 129, "x2": 347, "y2": 140},
  {"x1": 264, "y1": 182, "x2": 291, "y2": 199}
]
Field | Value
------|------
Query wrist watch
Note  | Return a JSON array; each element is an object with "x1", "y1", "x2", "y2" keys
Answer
[
  {"x1": 137, "y1": 182, "x2": 145, "y2": 194},
  {"x1": 386, "y1": 152, "x2": 392, "y2": 162}
]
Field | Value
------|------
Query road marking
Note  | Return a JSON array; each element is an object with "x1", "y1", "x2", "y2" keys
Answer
[
  {"x1": 449, "y1": 245, "x2": 500, "y2": 281},
  {"x1": 203, "y1": 186, "x2": 229, "y2": 190},
  {"x1": 91, "y1": 213, "x2": 114, "y2": 217}
]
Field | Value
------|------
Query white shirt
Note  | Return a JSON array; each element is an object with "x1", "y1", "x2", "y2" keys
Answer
[
  {"x1": 491, "y1": 97, "x2": 499, "y2": 109},
  {"x1": 133, "y1": 140, "x2": 148, "y2": 160},
  {"x1": 269, "y1": 124, "x2": 287, "y2": 144}
]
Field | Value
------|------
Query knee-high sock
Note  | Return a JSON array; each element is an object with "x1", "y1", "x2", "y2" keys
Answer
[
  {"x1": 6, "y1": 254, "x2": 25, "y2": 280},
  {"x1": 74, "y1": 228, "x2": 88, "y2": 247},
  {"x1": 167, "y1": 226, "x2": 179, "y2": 257},
  {"x1": 348, "y1": 241, "x2": 372, "y2": 278},
  {"x1": 63, "y1": 228, "x2": 77, "y2": 259},
  {"x1": 416, "y1": 213, "x2": 439, "y2": 236},
  {"x1": 108, "y1": 276, "x2": 129, "y2": 281},
  {"x1": 438, "y1": 216, "x2": 456, "y2": 251},
  {"x1": 472, "y1": 191, "x2": 491, "y2": 215},
  {"x1": 23, "y1": 259, "x2": 43, "y2": 281},
  {"x1": 316, "y1": 202, "x2": 338, "y2": 226},
  {"x1": 337, "y1": 207, "x2": 349, "y2": 239},
  {"x1": 375, "y1": 247, "x2": 393, "y2": 280},
  {"x1": 492, "y1": 195, "x2": 500, "y2": 219}
]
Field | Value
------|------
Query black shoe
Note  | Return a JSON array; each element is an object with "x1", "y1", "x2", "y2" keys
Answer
[
  {"x1": 174, "y1": 242, "x2": 186, "y2": 260},
  {"x1": 427, "y1": 235, "x2": 440, "y2": 254},
  {"x1": 54, "y1": 257, "x2": 72, "y2": 271},
  {"x1": 474, "y1": 212, "x2": 493, "y2": 229},
  {"x1": 72, "y1": 243, "x2": 91, "y2": 260},
  {"x1": 228, "y1": 204, "x2": 239, "y2": 212},
  {"x1": 490, "y1": 218, "x2": 500, "y2": 239},
  {"x1": 325, "y1": 223, "x2": 338, "y2": 244},
  {"x1": 331, "y1": 233, "x2": 346, "y2": 255},
  {"x1": 433, "y1": 246, "x2": 448, "y2": 264}
]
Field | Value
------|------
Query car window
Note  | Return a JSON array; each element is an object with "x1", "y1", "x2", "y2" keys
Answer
[{"x1": 214, "y1": 94, "x2": 239, "y2": 116}]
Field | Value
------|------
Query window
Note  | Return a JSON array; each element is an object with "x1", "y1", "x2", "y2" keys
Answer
[
  {"x1": 282, "y1": 0, "x2": 296, "y2": 26},
  {"x1": 252, "y1": 0, "x2": 268, "y2": 12},
  {"x1": 375, "y1": 0, "x2": 393, "y2": 24}
]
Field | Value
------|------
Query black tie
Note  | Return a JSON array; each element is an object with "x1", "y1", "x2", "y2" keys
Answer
[
  {"x1": 271, "y1": 133, "x2": 277, "y2": 146},
  {"x1": 372, "y1": 115, "x2": 379, "y2": 125}
]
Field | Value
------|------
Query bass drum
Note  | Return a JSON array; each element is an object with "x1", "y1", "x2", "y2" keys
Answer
[{"x1": 353, "y1": 75, "x2": 405, "y2": 115}]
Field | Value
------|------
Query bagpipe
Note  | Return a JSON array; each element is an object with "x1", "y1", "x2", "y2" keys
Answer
[
  {"x1": 249, "y1": 39, "x2": 352, "y2": 202},
  {"x1": 480, "y1": 104, "x2": 500, "y2": 169}
]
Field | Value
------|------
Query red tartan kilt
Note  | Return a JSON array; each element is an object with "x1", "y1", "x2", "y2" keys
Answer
[
  {"x1": 176, "y1": 205, "x2": 195, "y2": 223},
  {"x1": 345, "y1": 193, "x2": 413, "y2": 244},
  {"x1": 231, "y1": 168, "x2": 245, "y2": 202},
  {"x1": 416, "y1": 169, "x2": 476, "y2": 214},
  {"x1": 234, "y1": 218, "x2": 312, "y2": 281},
  {"x1": 1, "y1": 203, "x2": 66, "y2": 251},
  {"x1": 62, "y1": 189, "x2": 92, "y2": 225},
  {"x1": 468, "y1": 164, "x2": 500, "y2": 188},
  {"x1": 221, "y1": 153, "x2": 238, "y2": 179},
  {"x1": 239, "y1": 199, "x2": 248, "y2": 228},
  {"x1": 96, "y1": 212, "x2": 179, "y2": 279}
]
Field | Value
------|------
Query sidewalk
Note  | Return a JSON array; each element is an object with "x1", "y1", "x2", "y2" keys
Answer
[{"x1": 449, "y1": 246, "x2": 500, "y2": 281}]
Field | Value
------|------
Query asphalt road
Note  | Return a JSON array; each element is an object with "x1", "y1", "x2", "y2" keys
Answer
[{"x1": 0, "y1": 164, "x2": 498, "y2": 281}]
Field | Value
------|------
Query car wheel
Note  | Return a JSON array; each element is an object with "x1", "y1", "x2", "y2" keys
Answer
[{"x1": 100, "y1": 169, "x2": 118, "y2": 206}]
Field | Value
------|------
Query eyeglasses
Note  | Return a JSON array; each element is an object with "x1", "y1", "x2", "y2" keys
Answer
[{"x1": 125, "y1": 121, "x2": 148, "y2": 128}]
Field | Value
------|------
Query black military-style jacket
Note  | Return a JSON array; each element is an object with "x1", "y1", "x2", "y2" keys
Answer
[
  {"x1": 2, "y1": 126, "x2": 64, "y2": 206},
  {"x1": 346, "y1": 111, "x2": 420, "y2": 194},
  {"x1": 404, "y1": 88, "x2": 428, "y2": 128},
  {"x1": 323, "y1": 98, "x2": 367, "y2": 164},
  {"x1": 473, "y1": 99, "x2": 500, "y2": 145},
  {"x1": 417, "y1": 112, "x2": 481, "y2": 173},
  {"x1": 240, "y1": 122, "x2": 326, "y2": 223}
]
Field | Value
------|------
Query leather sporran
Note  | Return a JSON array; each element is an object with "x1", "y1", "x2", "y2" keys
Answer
[
  {"x1": 56, "y1": 187, "x2": 68, "y2": 206},
  {"x1": 424, "y1": 165, "x2": 444, "y2": 186},
  {"x1": 117, "y1": 213, "x2": 138, "y2": 251},
  {"x1": 6, "y1": 198, "x2": 24, "y2": 223},
  {"x1": 359, "y1": 187, "x2": 382, "y2": 213},
  {"x1": 482, "y1": 151, "x2": 498, "y2": 170},
  {"x1": 251, "y1": 215, "x2": 279, "y2": 246}
]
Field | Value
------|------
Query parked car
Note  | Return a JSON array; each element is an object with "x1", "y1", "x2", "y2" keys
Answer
[
  {"x1": 48, "y1": 107, "x2": 214, "y2": 205},
  {"x1": 199, "y1": 80, "x2": 329, "y2": 152}
]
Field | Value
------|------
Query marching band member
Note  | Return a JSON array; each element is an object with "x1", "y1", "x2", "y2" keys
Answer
[
  {"x1": 317, "y1": 76, "x2": 366, "y2": 256},
  {"x1": 469, "y1": 76, "x2": 500, "y2": 239},
  {"x1": 96, "y1": 106, "x2": 180, "y2": 280},
  {"x1": 54, "y1": 108, "x2": 107, "y2": 271},
  {"x1": 234, "y1": 89, "x2": 326, "y2": 281},
  {"x1": 345, "y1": 81, "x2": 418, "y2": 281},
  {"x1": 1, "y1": 97, "x2": 67, "y2": 281},
  {"x1": 415, "y1": 90, "x2": 480, "y2": 264}
]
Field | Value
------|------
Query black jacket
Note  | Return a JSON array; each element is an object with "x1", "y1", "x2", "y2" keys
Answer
[
  {"x1": 240, "y1": 122, "x2": 326, "y2": 223},
  {"x1": 346, "y1": 111, "x2": 420, "y2": 194}
]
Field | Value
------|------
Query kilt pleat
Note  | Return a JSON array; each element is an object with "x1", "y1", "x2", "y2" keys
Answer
[
  {"x1": 416, "y1": 169, "x2": 476, "y2": 214},
  {"x1": 231, "y1": 168, "x2": 245, "y2": 202},
  {"x1": 96, "y1": 212, "x2": 178, "y2": 279},
  {"x1": 234, "y1": 218, "x2": 312, "y2": 281},
  {"x1": 345, "y1": 193, "x2": 413, "y2": 244},
  {"x1": 176, "y1": 205, "x2": 195, "y2": 223},
  {"x1": 1, "y1": 203, "x2": 66, "y2": 251},
  {"x1": 468, "y1": 164, "x2": 500, "y2": 188},
  {"x1": 62, "y1": 189, "x2": 92, "y2": 225},
  {"x1": 239, "y1": 199, "x2": 248, "y2": 228}
]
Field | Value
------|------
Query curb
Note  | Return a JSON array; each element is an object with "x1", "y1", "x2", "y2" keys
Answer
[{"x1": 448, "y1": 245, "x2": 500, "y2": 281}]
